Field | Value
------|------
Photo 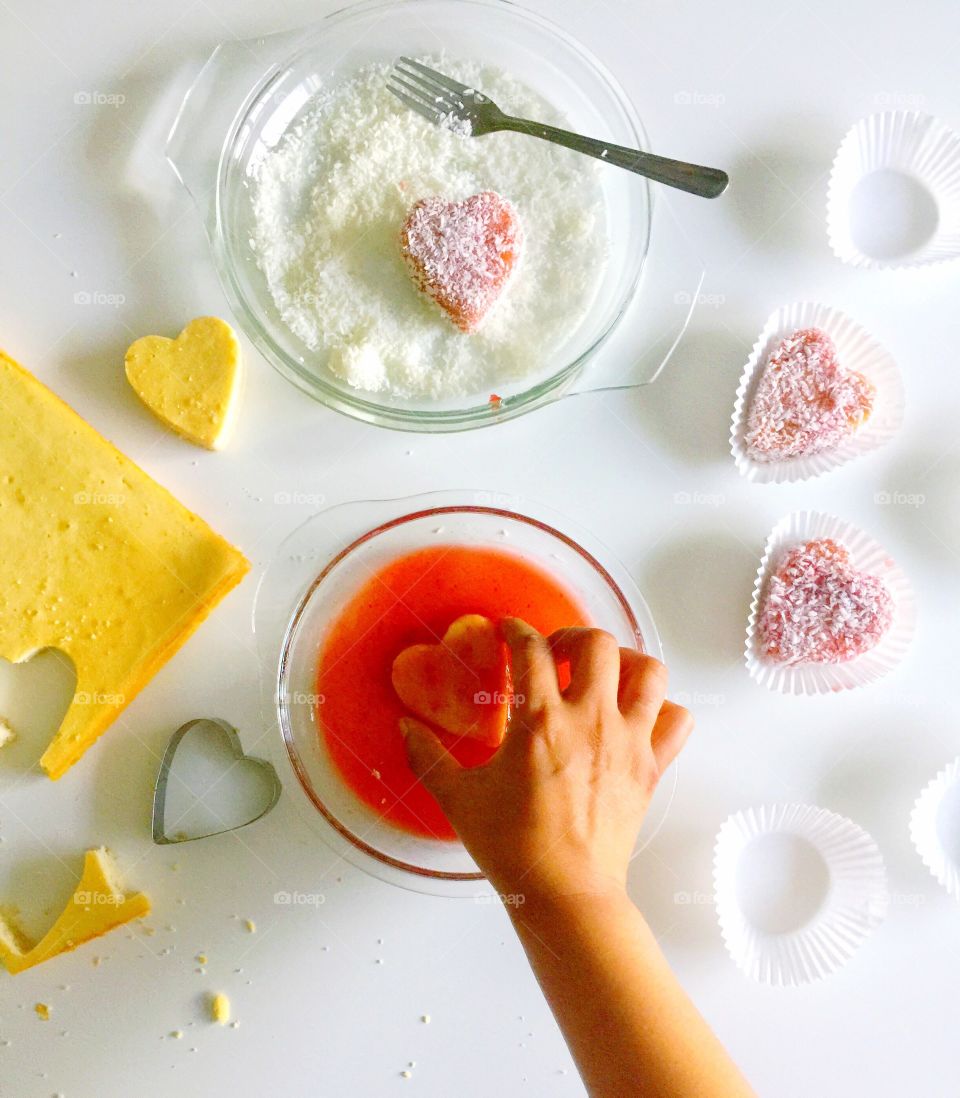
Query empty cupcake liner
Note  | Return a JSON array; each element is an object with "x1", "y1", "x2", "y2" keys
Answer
[
  {"x1": 730, "y1": 302, "x2": 904, "y2": 484},
  {"x1": 714, "y1": 803, "x2": 889, "y2": 986},
  {"x1": 827, "y1": 111, "x2": 960, "y2": 269},
  {"x1": 909, "y1": 757, "x2": 960, "y2": 901},
  {"x1": 745, "y1": 511, "x2": 915, "y2": 695}
]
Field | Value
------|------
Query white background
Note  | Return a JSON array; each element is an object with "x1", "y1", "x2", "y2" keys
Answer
[{"x1": 1, "y1": 0, "x2": 958, "y2": 1095}]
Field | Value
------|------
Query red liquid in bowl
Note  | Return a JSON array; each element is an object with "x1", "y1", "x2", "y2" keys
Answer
[{"x1": 316, "y1": 545, "x2": 589, "y2": 840}]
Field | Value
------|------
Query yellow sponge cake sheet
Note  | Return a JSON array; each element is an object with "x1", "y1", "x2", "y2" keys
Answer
[{"x1": 0, "y1": 349, "x2": 250, "y2": 779}]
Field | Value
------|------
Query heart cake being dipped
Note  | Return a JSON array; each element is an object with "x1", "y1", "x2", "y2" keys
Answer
[
  {"x1": 400, "y1": 191, "x2": 523, "y2": 332},
  {"x1": 315, "y1": 544, "x2": 588, "y2": 840},
  {"x1": 745, "y1": 328, "x2": 875, "y2": 462},
  {"x1": 758, "y1": 538, "x2": 894, "y2": 666},
  {"x1": 392, "y1": 614, "x2": 511, "y2": 748}
]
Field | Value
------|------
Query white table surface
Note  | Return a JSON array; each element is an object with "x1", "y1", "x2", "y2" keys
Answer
[{"x1": 1, "y1": 1, "x2": 958, "y2": 1094}]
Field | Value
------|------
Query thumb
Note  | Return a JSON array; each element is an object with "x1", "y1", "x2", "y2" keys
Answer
[{"x1": 399, "y1": 717, "x2": 463, "y2": 804}]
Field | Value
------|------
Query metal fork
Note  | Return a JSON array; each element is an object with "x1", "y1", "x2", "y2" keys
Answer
[{"x1": 387, "y1": 57, "x2": 728, "y2": 200}]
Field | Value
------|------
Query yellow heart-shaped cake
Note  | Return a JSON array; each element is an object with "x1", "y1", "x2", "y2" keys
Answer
[
  {"x1": 391, "y1": 615, "x2": 511, "y2": 748},
  {"x1": 125, "y1": 316, "x2": 242, "y2": 450}
]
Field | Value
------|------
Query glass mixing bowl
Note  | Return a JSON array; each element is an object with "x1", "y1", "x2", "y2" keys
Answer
[
  {"x1": 259, "y1": 493, "x2": 669, "y2": 896},
  {"x1": 167, "y1": 0, "x2": 704, "y2": 431}
]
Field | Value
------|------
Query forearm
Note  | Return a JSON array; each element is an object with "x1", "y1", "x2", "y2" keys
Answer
[{"x1": 508, "y1": 889, "x2": 755, "y2": 1098}]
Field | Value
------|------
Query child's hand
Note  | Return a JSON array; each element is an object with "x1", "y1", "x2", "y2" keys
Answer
[{"x1": 400, "y1": 617, "x2": 693, "y2": 903}]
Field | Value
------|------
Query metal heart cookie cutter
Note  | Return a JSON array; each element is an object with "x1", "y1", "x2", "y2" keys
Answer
[{"x1": 152, "y1": 718, "x2": 281, "y2": 845}]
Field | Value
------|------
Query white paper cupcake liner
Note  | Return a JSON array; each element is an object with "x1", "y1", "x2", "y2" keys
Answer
[
  {"x1": 745, "y1": 511, "x2": 915, "y2": 695},
  {"x1": 827, "y1": 111, "x2": 960, "y2": 269},
  {"x1": 730, "y1": 302, "x2": 904, "y2": 484},
  {"x1": 909, "y1": 757, "x2": 960, "y2": 901},
  {"x1": 713, "y1": 803, "x2": 888, "y2": 986}
]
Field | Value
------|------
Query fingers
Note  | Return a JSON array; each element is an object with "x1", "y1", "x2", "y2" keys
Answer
[
  {"x1": 399, "y1": 717, "x2": 463, "y2": 804},
  {"x1": 650, "y1": 701, "x2": 694, "y2": 772},
  {"x1": 547, "y1": 627, "x2": 621, "y2": 703},
  {"x1": 501, "y1": 618, "x2": 561, "y2": 710},
  {"x1": 617, "y1": 650, "x2": 670, "y2": 726}
]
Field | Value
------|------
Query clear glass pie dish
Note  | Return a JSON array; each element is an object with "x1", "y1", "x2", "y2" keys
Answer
[
  {"x1": 166, "y1": 0, "x2": 705, "y2": 432},
  {"x1": 253, "y1": 492, "x2": 673, "y2": 896}
]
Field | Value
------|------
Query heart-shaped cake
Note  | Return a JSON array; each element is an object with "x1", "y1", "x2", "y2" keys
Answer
[
  {"x1": 391, "y1": 615, "x2": 511, "y2": 747},
  {"x1": 400, "y1": 191, "x2": 523, "y2": 333},
  {"x1": 125, "y1": 316, "x2": 242, "y2": 450},
  {"x1": 758, "y1": 538, "x2": 894, "y2": 665},
  {"x1": 745, "y1": 328, "x2": 875, "y2": 461}
]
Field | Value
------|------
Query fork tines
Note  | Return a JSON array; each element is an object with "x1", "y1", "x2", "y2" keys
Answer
[{"x1": 387, "y1": 56, "x2": 471, "y2": 125}]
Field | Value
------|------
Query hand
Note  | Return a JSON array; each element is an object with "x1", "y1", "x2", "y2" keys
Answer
[{"x1": 400, "y1": 618, "x2": 693, "y2": 903}]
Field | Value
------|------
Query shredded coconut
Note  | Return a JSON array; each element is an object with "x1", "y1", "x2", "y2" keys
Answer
[
  {"x1": 758, "y1": 538, "x2": 894, "y2": 665},
  {"x1": 745, "y1": 328, "x2": 875, "y2": 461},
  {"x1": 250, "y1": 59, "x2": 606, "y2": 400},
  {"x1": 438, "y1": 109, "x2": 472, "y2": 138}
]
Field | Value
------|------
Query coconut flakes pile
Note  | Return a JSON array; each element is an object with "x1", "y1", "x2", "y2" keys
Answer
[
  {"x1": 759, "y1": 538, "x2": 894, "y2": 665},
  {"x1": 745, "y1": 328, "x2": 875, "y2": 461}
]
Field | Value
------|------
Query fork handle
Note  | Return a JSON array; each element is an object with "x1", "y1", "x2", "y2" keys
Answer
[{"x1": 497, "y1": 117, "x2": 728, "y2": 199}]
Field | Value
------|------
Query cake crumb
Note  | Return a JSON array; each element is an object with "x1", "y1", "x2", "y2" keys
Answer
[
  {"x1": 35, "y1": 1003, "x2": 50, "y2": 1021},
  {"x1": 244, "y1": 919, "x2": 256, "y2": 933},
  {"x1": 421, "y1": 1014, "x2": 430, "y2": 1024},
  {"x1": 210, "y1": 993, "x2": 230, "y2": 1025},
  {"x1": 0, "y1": 717, "x2": 16, "y2": 748},
  {"x1": 171, "y1": 1030, "x2": 183, "y2": 1040}
]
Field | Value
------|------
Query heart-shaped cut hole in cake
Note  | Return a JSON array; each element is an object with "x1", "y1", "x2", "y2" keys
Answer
[
  {"x1": 758, "y1": 538, "x2": 894, "y2": 665},
  {"x1": 125, "y1": 316, "x2": 242, "y2": 450},
  {"x1": 391, "y1": 615, "x2": 511, "y2": 748},
  {"x1": 745, "y1": 328, "x2": 875, "y2": 461},
  {"x1": 400, "y1": 191, "x2": 523, "y2": 333}
]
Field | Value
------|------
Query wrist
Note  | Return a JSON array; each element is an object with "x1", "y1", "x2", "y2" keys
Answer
[{"x1": 496, "y1": 873, "x2": 633, "y2": 930}]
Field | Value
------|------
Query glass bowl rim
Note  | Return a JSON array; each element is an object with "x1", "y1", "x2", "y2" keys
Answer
[
  {"x1": 277, "y1": 502, "x2": 649, "y2": 881},
  {"x1": 212, "y1": 0, "x2": 652, "y2": 432}
]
